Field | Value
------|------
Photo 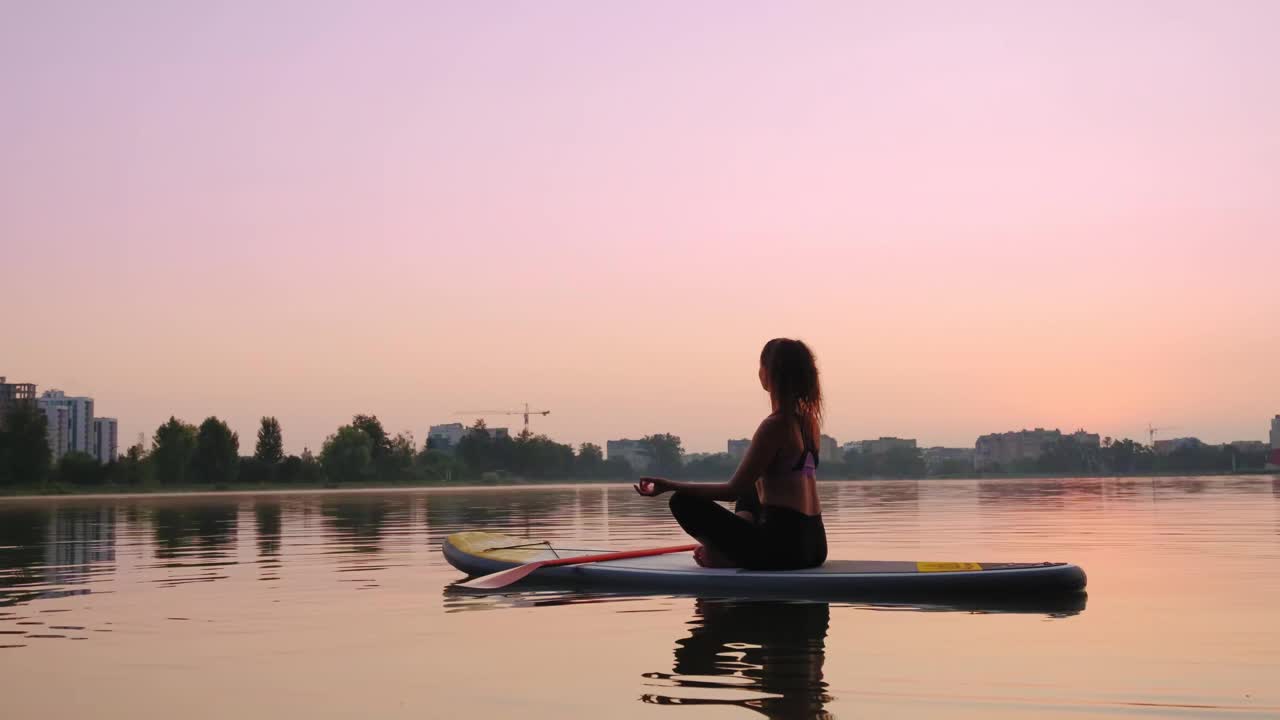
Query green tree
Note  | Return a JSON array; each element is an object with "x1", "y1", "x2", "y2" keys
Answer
[
  {"x1": 457, "y1": 420, "x2": 494, "y2": 474},
  {"x1": 683, "y1": 453, "x2": 738, "y2": 479},
  {"x1": 255, "y1": 417, "x2": 284, "y2": 466},
  {"x1": 192, "y1": 417, "x2": 240, "y2": 485},
  {"x1": 842, "y1": 448, "x2": 867, "y2": 477},
  {"x1": 277, "y1": 455, "x2": 303, "y2": 483},
  {"x1": 0, "y1": 404, "x2": 51, "y2": 487},
  {"x1": 351, "y1": 414, "x2": 391, "y2": 460},
  {"x1": 416, "y1": 448, "x2": 464, "y2": 482},
  {"x1": 152, "y1": 416, "x2": 198, "y2": 485},
  {"x1": 105, "y1": 444, "x2": 150, "y2": 486},
  {"x1": 1165, "y1": 443, "x2": 1230, "y2": 472},
  {"x1": 1101, "y1": 438, "x2": 1152, "y2": 474},
  {"x1": 881, "y1": 446, "x2": 927, "y2": 478},
  {"x1": 380, "y1": 432, "x2": 416, "y2": 481},
  {"x1": 56, "y1": 451, "x2": 104, "y2": 486},
  {"x1": 509, "y1": 432, "x2": 574, "y2": 478},
  {"x1": 574, "y1": 443, "x2": 604, "y2": 477},
  {"x1": 321, "y1": 426, "x2": 373, "y2": 484},
  {"x1": 279, "y1": 450, "x2": 325, "y2": 484},
  {"x1": 602, "y1": 456, "x2": 633, "y2": 479},
  {"x1": 933, "y1": 459, "x2": 972, "y2": 476},
  {"x1": 642, "y1": 434, "x2": 684, "y2": 477}
]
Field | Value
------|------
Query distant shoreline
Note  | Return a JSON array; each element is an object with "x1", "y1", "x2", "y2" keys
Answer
[
  {"x1": 0, "y1": 478, "x2": 625, "y2": 502},
  {"x1": 1, "y1": 469, "x2": 1274, "y2": 502}
]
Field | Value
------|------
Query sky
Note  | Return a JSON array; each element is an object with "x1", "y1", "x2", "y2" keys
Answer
[{"x1": 3, "y1": 1, "x2": 1278, "y2": 455}]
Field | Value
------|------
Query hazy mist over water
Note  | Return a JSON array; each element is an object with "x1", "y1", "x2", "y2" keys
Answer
[{"x1": 2, "y1": 476, "x2": 1278, "y2": 718}]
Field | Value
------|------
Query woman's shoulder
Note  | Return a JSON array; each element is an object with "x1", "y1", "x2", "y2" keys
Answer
[{"x1": 756, "y1": 412, "x2": 794, "y2": 437}]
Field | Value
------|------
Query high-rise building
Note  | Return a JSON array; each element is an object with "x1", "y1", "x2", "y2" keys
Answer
[
  {"x1": 0, "y1": 376, "x2": 37, "y2": 429},
  {"x1": 427, "y1": 423, "x2": 466, "y2": 449},
  {"x1": 819, "y1": 434, "x2": 840, "y2": 463},
  {"x1": 37, "y1": 390, "x2": 94, "y2": 461},
  {"x1": 974, "y1": 429, "x2": 1061, "y2": 470},
  {"x1": 861, "y1": 437, "x2": 918, "y2": 456},
  {"x1": 43, "y1": 404, "x2": 71, "y2": 458},
  {"x1": 607, "y1": 439, "x2": 652, "y2": 473},
  {"x1": 92, "y1": 418, "x2": 119, "y2": 463},
  {"x1": 427, "y1": 422, "x2": 510, "y2": 450},
  {"x1": 727, "y1": 438, "x2": 750, "y2": 460},
  {"x1": 1153, "y1": 437, "x2": 1203, "y2": 456},
  {"x1": 1268, "y1": 416, "x2": 1280, "y2": 469},
  {"x1": 840, "y1": 441, "x2": 863, "y2": 457},
  {"x1": 1070, "y1": 430, "x2": 1102, "y2": 449}
]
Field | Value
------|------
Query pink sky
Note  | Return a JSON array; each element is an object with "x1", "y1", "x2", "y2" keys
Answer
[{"x1": 3, "y1": 2, "x2": 1277, "y2": 454}]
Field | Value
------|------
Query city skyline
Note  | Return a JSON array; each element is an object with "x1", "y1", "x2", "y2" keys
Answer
[
  {"x1": 4, "y1": 3, "x2": 1278, "y2": 455},
  {"x1": 5, "y1": 375, "x2": 1276, "y2": 459}
]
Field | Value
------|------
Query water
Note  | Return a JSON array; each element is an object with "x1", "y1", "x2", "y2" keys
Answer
[{"x1": 2, "y1": 477, "x2": 1278, "y2": 719}]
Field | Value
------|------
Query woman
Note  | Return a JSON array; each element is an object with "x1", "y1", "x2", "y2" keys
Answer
[{"x1": 634, "y1": 338, "x2": 828, "y2": 570}]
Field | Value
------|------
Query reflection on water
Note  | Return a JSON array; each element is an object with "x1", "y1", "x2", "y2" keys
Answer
[
  {"x1": 0, "y1": 476, "x2": 1276, "y2": 718},
  {"x1": 321, "y1": 498, "x2": 389, "y2": 552},
  {"x1": 643, "y1": 599, "x2": 833, "y2": 718},
  {"x1": 441, "y1": 579, "x2": 1088, "y2": 617},
  {"x1": 152, "y1": 504, "x2": 238, "y2": 559},
  {"x1": 630, "y1": 592, "x2": 1084, "y2": 717},
  {"x1": 0, "y1": 508, "x2": 52, "y2": 608},
  {"x1": 254, "y1": 503, "x2": 281, "y2": 557}
]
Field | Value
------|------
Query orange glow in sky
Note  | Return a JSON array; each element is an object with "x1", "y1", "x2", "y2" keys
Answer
[{"x1": 3, "y1": 3, "x2": 1277, "y2": 453}]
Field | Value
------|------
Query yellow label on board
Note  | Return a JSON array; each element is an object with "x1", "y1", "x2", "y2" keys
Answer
[{"x1": 917, "y1": 561, "x2": 983, "y2": 573}]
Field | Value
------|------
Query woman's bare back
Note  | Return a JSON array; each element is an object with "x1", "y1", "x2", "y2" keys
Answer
[{"x1": 757, "y1": 414, "x2": 822, "y2": 516}]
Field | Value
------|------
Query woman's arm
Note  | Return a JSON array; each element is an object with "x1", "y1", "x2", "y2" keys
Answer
[{"x1": 635, "y1": 417, "x2": 784, "y2": 500}]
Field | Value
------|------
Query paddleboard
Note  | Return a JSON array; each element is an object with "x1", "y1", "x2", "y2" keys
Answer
[{"x1": 442, "y1": 531, "x2": 1087, "y2": 599}]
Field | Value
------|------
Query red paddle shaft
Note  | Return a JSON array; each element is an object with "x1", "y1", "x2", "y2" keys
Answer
[
  {"x1": 459, "y1": 543, "x2": 699, "y2": 590},
  {"x1": 539, "y1": 544, "x2": 699, "y2": 567}
]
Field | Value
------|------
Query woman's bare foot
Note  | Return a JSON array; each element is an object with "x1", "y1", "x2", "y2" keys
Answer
[{"x1": 694, "y1": 545, "x2": 740, "y2": 568}]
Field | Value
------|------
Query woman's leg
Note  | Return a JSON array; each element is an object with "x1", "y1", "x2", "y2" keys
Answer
[{"x1": 669, "y1": 492, "x2": 765, "y2": 567}]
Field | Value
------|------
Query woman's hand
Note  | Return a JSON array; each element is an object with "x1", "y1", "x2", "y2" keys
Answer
[{"x1": 633, "y1": 477, "x2": 673, "y2": 497}]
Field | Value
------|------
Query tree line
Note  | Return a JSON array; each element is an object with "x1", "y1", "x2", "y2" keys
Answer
[
  {"x1": 0, "y1": 408, "x2": 647, "y2": 488},
  {"x1": 0, "y1": 403, "x2": 1271, "y2": 489},
  {"x1": 686, "y1": 435, "x2": 1272, "y2": 479},
  {"x1": 977, "y1": 436, "x2": 1272, "y2": 475}
]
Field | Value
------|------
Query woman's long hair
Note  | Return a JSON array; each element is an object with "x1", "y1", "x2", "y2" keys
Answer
[{"x1": 760, "y1": 338, "x2": 823, "y2": 447}]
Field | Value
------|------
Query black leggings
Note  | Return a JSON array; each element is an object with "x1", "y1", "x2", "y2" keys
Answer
[{"x1": 669, "y1": 492, "x2": 828, "y2": 570}]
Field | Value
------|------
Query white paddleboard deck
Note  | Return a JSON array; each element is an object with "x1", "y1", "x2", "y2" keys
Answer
[{"x1": 443, "y1": 532, "x2": 1087, "y2": 599}]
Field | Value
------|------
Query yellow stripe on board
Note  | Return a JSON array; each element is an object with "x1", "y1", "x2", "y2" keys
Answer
[{"x1": 917, "y1": 561, "x2": 983, "y2": 573}]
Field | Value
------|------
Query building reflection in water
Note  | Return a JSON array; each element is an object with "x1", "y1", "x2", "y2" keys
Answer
[
  {"x1": 45, "y1": 507, "x2": 115, "y2": 585},
  {"x1": 0, "y1": 506, "x2": 117, "y2": 605},
  {"x1": 642, "y1": 599, "x2": 833, "y2": 719}
]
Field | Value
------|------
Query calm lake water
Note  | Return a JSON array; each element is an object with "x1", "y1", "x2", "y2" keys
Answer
[{"x1": 2, "y1": 477, "x2": 1278, "y2": 719}]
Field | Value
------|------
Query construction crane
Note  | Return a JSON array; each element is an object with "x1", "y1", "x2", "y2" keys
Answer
[
  {"x1": 455, "y1": 403, "x2": 551, "y2": 434},
  {"x1": 1147, "y1": 423, "x2": 1179, "y2": 447}
]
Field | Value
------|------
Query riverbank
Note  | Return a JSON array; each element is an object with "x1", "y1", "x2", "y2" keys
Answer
[
  {"x1": 2, "y1": 468, "x2": 1274, "y2": 501},
  {"x1": 0, "y1": 476, "x2": 630, "y2": 501}
]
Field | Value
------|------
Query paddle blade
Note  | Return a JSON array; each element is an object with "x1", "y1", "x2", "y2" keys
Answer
[{"x1": 458, "y1": 561, "x2": 546, "y2": 590}]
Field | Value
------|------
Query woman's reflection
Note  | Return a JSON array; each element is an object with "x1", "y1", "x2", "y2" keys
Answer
[{"x1": 642, "y1": 598, "x2": 833, "y2": 718}]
